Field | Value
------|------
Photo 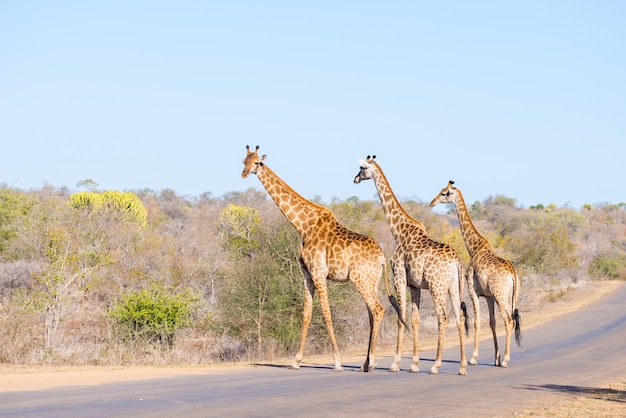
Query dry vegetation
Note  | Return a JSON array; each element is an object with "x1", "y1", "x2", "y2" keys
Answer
[
  {"x1": 519, "y1": 379, "x2": 626, "y2": 417},
  {"x1": 0, "y1": 184, "x2": 625, "y2": 369},
  {"x1": 1, "y1": 279, "x2": 623, "y2": 418}
]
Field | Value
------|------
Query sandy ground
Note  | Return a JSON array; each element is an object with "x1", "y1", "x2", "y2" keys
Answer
[
  {"x1": 0, "y1": 365, "x2": 232, "y2": 392},
  {"x1": 0, "y1": 280, "x2": 622, "y2": 393}
]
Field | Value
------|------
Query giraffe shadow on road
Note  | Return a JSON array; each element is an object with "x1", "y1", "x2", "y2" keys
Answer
[
  {"x1": 255, "y1": 356, "x2": 468, "y2": 374},
  {"x1": 254, "y1": 362, "x2": 366, "y2": 372},
  {"x1": 521, "y1": 384, "x2": 626, "y2": 403}
]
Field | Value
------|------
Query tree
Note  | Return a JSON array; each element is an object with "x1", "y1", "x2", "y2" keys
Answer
[
  {"x1": 218, "y1": 204, "x2": 261, "y2": 257},
  {"x1": 329, "y1": 196, "x2": 384, "y2": 236},
  {"x1": 69, "y1": 190, "x2": 148, "y2": 228},
  {"x1": 0, "y1": 187, "x2": 34, "y2": 255},
  {"x1": 32, "y1": 218, "x2": 113, "y2": 353},
  {"x1": 217, "y1": 211, "x2": 303, "y2": 358},
  {"x1": 76, "y1": 179, "x2": 99, "y2": 192},
  {"x1": 506, "y1": 210, "x2": 581, "y2": 276}
]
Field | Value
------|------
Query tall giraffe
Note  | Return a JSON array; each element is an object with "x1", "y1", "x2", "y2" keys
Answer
[
  {"x1": 354, "y1": 156, "x2": 469, "y2": 375},
  {"x1": 242, "y1": 145, "x2": 387, "y2": 372},
  {"x1": 430, "y1": 181, "x2": 521, "y2": 367}
]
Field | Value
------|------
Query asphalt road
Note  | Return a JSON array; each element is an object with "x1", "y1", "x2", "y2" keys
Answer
[{"x1": 2, "y1": 282, "x2": 625, "y2": 417}]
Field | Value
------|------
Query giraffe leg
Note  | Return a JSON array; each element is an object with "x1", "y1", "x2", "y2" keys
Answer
[
  {"x1": 409, "y1": 287, "x2": 421, "y2": 373},
  {"x1": 498, "y1": 298, "x2": 514, "y2": 368},
  {"x1": 448, "y1": 276, "x2": 468, "y2": 376},
  {"x1": 389, "y1": 266, "x2": 407, "y2": 373},
  {"x1": 349, "y1": 268, "x2": 384, "y2": 372},
  {"x1": 359, "y1": 290, "x2": 385, "y2": 372},
  {"x1": 290, "y1": 274, "x2": 315, "y2": 370},
  {"x1": 316, "y1": 280, "x2": 343, "y2": 371},
  {"x1": 487, "y1": 297, "x2": 500, "y2": 367},
  {"x1": 429, "y1": 291, "x2": 448, "y2": 375},
  {"x1": 467, "y1": 270, "x2": 481, "y2": 366},
  {"x1": 361, "y1": 309, "x2": 375, "y2": 372},
  {"x1": 389, "y1": 320, "x2": 405, "y2": 372}
]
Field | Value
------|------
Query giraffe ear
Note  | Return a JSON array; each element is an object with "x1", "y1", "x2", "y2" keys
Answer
[
  {"x1": 260, "y1": 154, "x2": 267, "y2": 162},
  {"x1": 358, "y1": 159, "x2": 369, "y2": 167}
]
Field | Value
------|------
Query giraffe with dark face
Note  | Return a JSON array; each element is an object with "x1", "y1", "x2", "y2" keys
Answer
[
  {"x1": 242, "y1": 145, "x2": 387, "y2": 372},
  {"x1": 430, "y1": 180, "x2": 521, "y2": 368},
  {"x1": 354, "y1": 155, "x2": 469, "y2": 375}
]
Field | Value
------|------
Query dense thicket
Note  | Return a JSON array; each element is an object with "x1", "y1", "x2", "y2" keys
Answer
[{"x1": 0, "y1": 184, "x2": 624, "y2": 366}]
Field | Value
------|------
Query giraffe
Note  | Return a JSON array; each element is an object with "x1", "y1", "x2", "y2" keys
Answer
[
  {"x1": 429, "y1": 181, "x2": 521, "y2": 367},
  {"x1": 242, "y1": 145, "x2": 388, "y2": 372},
  {"x1": 354, "y1": 156, "x2": 469, "y2": 375}
]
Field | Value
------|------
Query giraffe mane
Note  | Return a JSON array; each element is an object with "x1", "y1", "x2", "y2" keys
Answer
[
  {"x1": 261, "y1": 164, "x2": 335, "y2": 218},
  {"x1": 371, "y1": 159, "x2": 427, "y2": 231}
]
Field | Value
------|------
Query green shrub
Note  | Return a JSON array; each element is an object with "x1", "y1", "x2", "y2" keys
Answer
[
  {"x1": 110, "y1": 285, "x2": 199, "y2": 346},
  {"x1": 218, "y1": 204, "x2": 261, "y2": 257},
  {"x1": 589, "y1": 255, "x2": 626, "y2": 280},
  {"x1": 0, "y1": 188, "x2": 34, "y2": 254},
  {"x1": 217, "y1": 219, "x2": 302, "y2": 355},
  {"x1": 504, "y1": 209, "x2": 583, "y2": 276}
]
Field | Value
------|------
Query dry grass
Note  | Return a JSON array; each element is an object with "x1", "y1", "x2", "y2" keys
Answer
[
  {"x1": 517, "y1": 380, "x2": 626, "y2": 417},
  {"x1": 2, "y1": 279, "x2": 624, "y2": 418}
]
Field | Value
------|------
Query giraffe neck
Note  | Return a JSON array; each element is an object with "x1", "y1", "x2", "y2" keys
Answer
[
  {"x1": 453, "y1": 189, "x2": 491, "y2": 256},
  {"x1": 255, "y1": 164, "x2": 333, "y2": 237},
  {"x1": 369, "y1": 162, "x2": 426, "y2": 241}
]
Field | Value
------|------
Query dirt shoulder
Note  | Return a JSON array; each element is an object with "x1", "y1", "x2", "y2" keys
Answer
[{"x1": 0, "y1": 280, "x2": 622, "y2": 393}]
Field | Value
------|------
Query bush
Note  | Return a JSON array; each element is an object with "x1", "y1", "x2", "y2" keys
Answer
[
  {"x1": 0, "y1": 187, "x2": 34, "y2": 255},
  {"x1": 216, "y1": 218, "x2": 302, "y2": 358},
  {"x1": 505, "y1": 210, "x2": 582, "y2": 276},
  {"x1": 589, "y1": 255, "x2": 626, "y2": 280},
  {"x1": 69, "y1": 190, "x2": 147, "y2": 228},
  {"x1": 218, "y1": 204, "x2": 261, "y2": 257},
  {"x1": 110, "y1": 285, "x2": 199, "y2": 347}
]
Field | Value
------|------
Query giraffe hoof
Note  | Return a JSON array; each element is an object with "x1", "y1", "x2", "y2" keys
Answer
[
  {"x1": 469, "y1": 358, "x2": 478, "y2": 366},
  {"x1": 409, "y1": 366, "x2": 420, "y2": 373},
  {"x1": 500, "y1": 361, "x2": 509, "y2": 368},
  {"x1": 332, "y1": 366, "x2": 344, "y2": 372},
  {"x1": 388, "y1": 366, "x2": 400, "y2": 373},
  {"x1": 459, "y1": 369, "x2": 468, "y2": 376},
  {"x1": 428, "y1": 367, "x2": 439, "y2": 375},
  {"x1": 360, "y1": 363, "x2": 377, "y2": 372},
  {"x1": 288, "y1": 365, "x2": 300, "y2": 370}
]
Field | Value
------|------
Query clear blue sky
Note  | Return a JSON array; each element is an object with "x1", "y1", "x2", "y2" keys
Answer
[{"x1": 1, "y1": 1, "x2": 624, "y2": 210}]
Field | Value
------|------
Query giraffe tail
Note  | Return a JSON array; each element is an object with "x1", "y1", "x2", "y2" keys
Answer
[
  {"x1": 461, "y1": 301, "x2": 470, "y2": 337},
  {"x1": 512, "y1": 270, "x2": 522, "y2": 346},
  {"x1": 383, "y1": 258, "x2": 409, "y2": 329},
  {"x1": 458, "y1": 259, "x2": 470, "y2": 336},
  {"x1": 513, "y1": 308, "x2": 522, "y2": 346}
]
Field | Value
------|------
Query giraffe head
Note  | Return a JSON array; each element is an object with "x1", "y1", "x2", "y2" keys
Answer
[
  {"x1": 353, "y1": 155, "x2": 377, "y2": 184},
  {"x1": 429, "y1": 180, "x2": 457, "y2": 207},
  {"x1": 242, "y1": 145, "x2": 267, "y2": 178}
]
